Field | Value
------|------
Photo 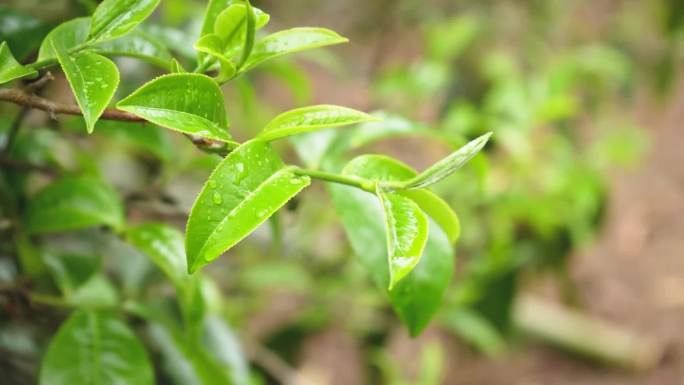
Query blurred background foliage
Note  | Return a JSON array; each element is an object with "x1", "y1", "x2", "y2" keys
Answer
[{"x1": 1, "y1": 0, "x2": 683, "y2": 384}]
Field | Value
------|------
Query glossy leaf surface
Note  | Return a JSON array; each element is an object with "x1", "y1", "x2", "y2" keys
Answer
[
  {"x1": 40, "y1": 311, "x2": 154, "y2": 385},
  {"x1": 0, "y1": 41, "x2": 36, "y2": 84},
  {"x1": 117, "y1": 74, "x2": 231, "y2": 141},
  {"x1": 24, "y1": 176, "x2": 124, "y2": 234},
  {"x1": 402, "y1": 132, "x2": 492, "y2": 189},
  {"x1": 377, "y1": 186, "x2": 429, "y2": 289},
  {"x1": 186, "y1": 140, "x2": 310, "y2": 272},
  {"x1": 89, "y1": 0, "x2": 161, "y2": 43},
  {"x1": 258, "y1": 104, "x2": 376, "y2": 141},
  {"x1": 241, "y1": 27, "x2": 348, "y2": 71},
  {"x1": 54, "y1": 42, "x2": 119, "y2": 133},
  {"x1": 331, "y1": 155, "x2": 455, "y2": 335}
]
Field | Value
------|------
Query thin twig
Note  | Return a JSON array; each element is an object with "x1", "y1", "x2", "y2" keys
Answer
[
  {"x1": 0, "y1": 88, "x2": 143, "y2": 122},
  {"x1": 0, "y1": 157, "x2": 58, "y2": 175},
  {"x1": 0, "y1": 87, "x2": 234, "y2": 156}
]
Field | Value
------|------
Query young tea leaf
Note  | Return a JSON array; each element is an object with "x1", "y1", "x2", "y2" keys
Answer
[
  {"x1": 241, "y1": 27, "x2": 348, "y2": 72},
  {"x1": 236, "y1": 0, "x2": 255, "y2": 69},
  {"x1": 127, "y1": 223, "x2": 189, "y2": 288},
  {"x1": 401, "y1": 132, "x2": 492, "y2": 189},
  {"x1": 330, "y1": 155, "x2": 454, "y2": 335},
  {"x1": 258, "y1": 105, "x2": 377, "y2": 141},
  {"x1": 89, "y1": 0, "x2": 161, "y2": 43},
  {"x1": 377, "y1": 186, "x2": 429, "y2": 290},
  {"x1": 400, "y1": 189, "x2": 460, "y2": 244},
  {"x1": 40, "y1": 311, "x2": 154, "y2": 385},
  {"x1": 52, "y1": 40, "x2": 119, "y2": 133},
  {"x1": 117, "y1": 73, "x2": 232, "y2": 142},
  {"x1": 0, "y1": 41, "x2": 37, "y2": 84},
  {"x1": 24, "y1": 176, "x2": 125, "y2": 234},
  {"x1": 186, "y1": 140, "x2": 310, "y2": 273}
]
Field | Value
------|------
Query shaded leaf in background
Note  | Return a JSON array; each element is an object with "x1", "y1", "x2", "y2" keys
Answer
[
  {"x1": 43, "y1": 253, "x2": 101, "y2": 296},
  {"x1": 186, "y1": 140, "x2": 310, "y2": 273},
  {"x1": 39, "y1": 18, "x2": 173, "y2": 69},
  {"x1": 89, "y1": 0, "x2": 161, "y2": 43},
  {"x1": 24, "y1": 176, "x2": 124, "y2": 234},
  {"x1": 0, "y1": 41, "x2": 36, "y2": 84},
  {"x1": 52, "y1": 40, "x2": 119, "y2": 133},
  {"x1": 0, "y1": 5, "x2": 50, "y2": 60},
  {"x1": 40, "y1": 311, "x2": 154, "y2": 385},
  {"x1": 127, "y1": 223, "x2": 189, "y2": 288},
  {"x1": 117, "y1": 73, "x2": 232, "y2": 142}
]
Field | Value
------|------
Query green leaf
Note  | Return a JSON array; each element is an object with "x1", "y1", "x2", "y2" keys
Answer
[
  {"x1": 258, "y1": 105, "x2": 377, "y2": 141},
  {"x1": 148, "y1": 322, "x2": 233, "y2": 385},
  {"x1": 202, "y1": 316, "x2": 250, "y2": 385},
  {"x1": 117, "y1": 74, "x2": 232, "y2": 142},
  {"x1": 95, "y1": 30, "x2": 173, "y2": 69},
  {"x1": 193, "y1": 34, "x2": 236, "y2": 81},
  {"x1": 0, "y1": 41, "x2": 37, "y2": 84},
  {"x1": 331, "y1": 155, "x2": 455, "y2": 335},
  {"x1": 24, "y1": 176, "x2": 124, "y2": 234},
  {"x1": 89, "y1": 0, "x2": 161, "y2": 43},
  {"x1": 241, "y1": 27, "x2": 348, "y2": 72},
  {"x1": 43, "y1": 253, "x2": 101, "y2": 296},
  {"x1": 237, "y1": 0, "x2": 255, "y2": 69},
  {"x1": 40, "y1": 311, "x2": 154, "y2": 385},
  {"x1": 340, "y1": 154, "x2": 460, "y2": 244},
  {"x1": 127, "y1": 223, "x2": 189, "y2": 288},
  {"x1": 38, "y1": 18, "x2": 173, "y2": 69},
  {"x1": 52, "y1": 40, "x2": 119, "y2": 133},
  {"x1": 0, "y1": 6, "x2": 50, "y2": 61},
  {"x1": 186, "y1": 140, "x2": 310, "y2": 273},
  {"x1": 377, "y1": 186, "x2": 429, "y2": 290},
  {"x1": 400, "y1": 189, "x2": 460, "y2": 244},
  {"x1": 401, "y1": 132, "x2": 492, "y2": 189}
]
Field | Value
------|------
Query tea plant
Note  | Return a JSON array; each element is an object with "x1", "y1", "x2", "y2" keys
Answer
[{"x1": 0, "y1": 0, "x2": 489, "y2": 383}]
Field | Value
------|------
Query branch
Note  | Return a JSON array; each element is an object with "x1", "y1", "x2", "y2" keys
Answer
[
  {"x1": 0, "y1": 88, "x2": 234, "y2": 156},
  {"x1": 0, "y1": 88, "x2": 143, "y2": 122}
]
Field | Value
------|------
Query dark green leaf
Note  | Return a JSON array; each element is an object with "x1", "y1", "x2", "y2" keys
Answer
[
  {"x1": 40, "y1": 311, "x2": 154, "y2": 385},
  {"x1": 89, "y1": 0, "x2": 161, "y2": 43},
  {"x1": 401, "y1": 132, "x2": 492, "y2": 189},
  {"x1": 117, "y1": 74, "x2": 232, "y2": 142},
  {"x1": 401, "y1": 189, "x2": 460, "y2": 244},
  {"x1": 52, "y1": 40, "x2": 119, "y2": 133},
  {"x1": 0, "y1": 6, "x2": 50, "y2": 60},
  {"x1": 24, "y1": 176, "x2": 124, "y2": 234},
  {"x1": 0, "y1": 41, "x2": 37, "y2": 84},
  {"x1": 258, "y1": 105, "x2": 377, "y2": 141},
  {"x1": 186, "y1": 140, "x2": 310, "y2": 273},
  {"x1": 241, "y1": 27, "x2": 348, "y2": 72},
  {"x1": 43, "y1": 253, "x2": 101, "y2": 296}
]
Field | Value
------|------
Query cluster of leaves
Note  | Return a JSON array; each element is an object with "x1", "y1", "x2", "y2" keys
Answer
[{"x1": 0, "y1": 0, "x2": 491, "y2": 383}]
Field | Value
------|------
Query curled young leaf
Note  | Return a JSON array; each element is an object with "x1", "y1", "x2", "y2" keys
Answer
[
  {"x1": 186, "y1": 140, "x2": 310, "y2": 273},
  {"x1": 24, "y1": 176, "x2": 125, "y2": 234},
  {"x1": 89, "y1": 0, "x2": 161, "y2": 44},
  {"x1": 377, "y1": 186, "x2": 429, "y2": 290},
  {"x1": 258, "y1": 104, "x2": 377, "y2": 141},
  {"x1": 117, "y1": 73, "x2": 232, "y2": 142},
  {"x1": 53, "y1": 40, "x2": 119, "y2": 133},
  {"x1": 0, "y1": 41, "x2": 37, "y2": 84},
  {"x1": 40, "y1": 311, "x2": 154, "y2": 385},
  {"x1": 331, "y1": 154, "x2": 455, "y2": 335},
  {"x1": 241, "y1": 27, "x2": 348, "y2": 72},
  {"x1": 400, "y1": 132, "x2": 492, "y2": 189}
]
